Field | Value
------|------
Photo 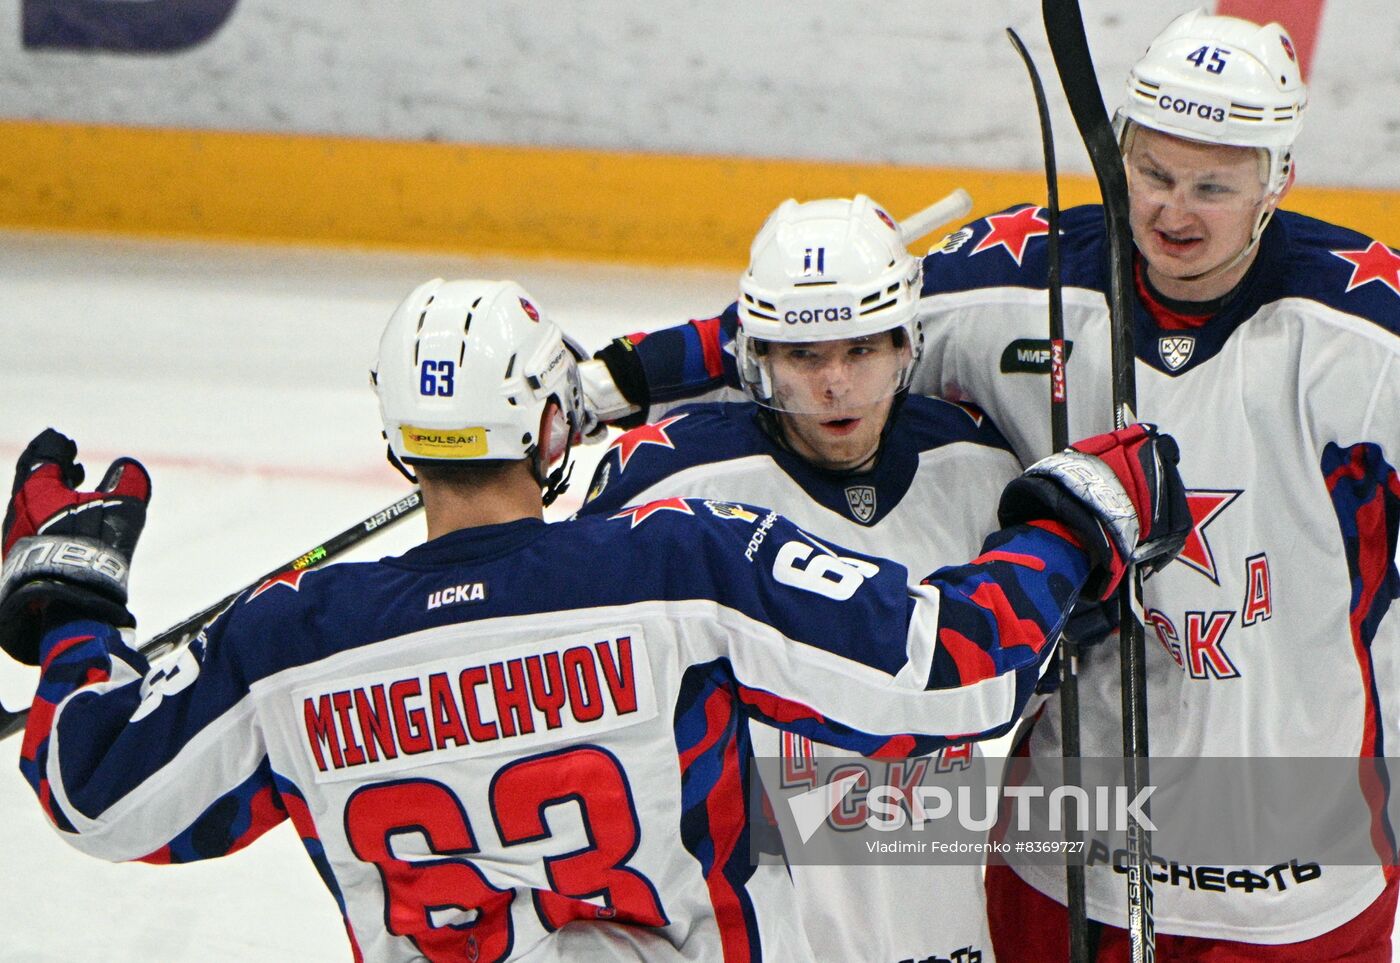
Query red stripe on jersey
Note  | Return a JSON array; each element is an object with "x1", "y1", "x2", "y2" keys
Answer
[
  {"x1": 280, "y1": 786, "x2": 367, "y2": 957},
  {"x1": 40, "y1": 631, "x2": 96, "y2": 671},
  {"x1": 971, "y1": 581, "x2": 1049, "y2": 654},
  {"x1": 344, "y1": 921, "x2": 365, "y2": 963},
  {"x1": 1348, "y1": 488, "x2": 1392, "y2": 865},
  {"x1": 280, "y1": 785, "x2": 319, "y2": 841},
  {"x1": 1325, "y1": 446, "x2": 1367, "y2": 488},
  {"x1": 696, "y1": 688, "x2": 755, "y2": 963},
  {"x1": 678, "y1": 683, "x2": 737, "y2": 771},
  {"x1": 693, "y1": 316, "x2": 726, "y2": 378},
  {"x1": 226, "y1": 785, "x2": 289, "y2": 855},
  {"x1": 21, "y1": 696, "x2": 56, "y2": 764},
  {"x1": 972, "y1": 549, "x2": 1048, "y2": 571},
  {"x1": 938, "y1": 627, "x2": 996, "y2": 684},
  {"x1": 1134, "y1": 257, "x2": 1213, "y2": 330},
  {"x1": 139, "y1": 844, "x2": 174, "y2": 865},
  {"x1": 736, "y1": 685, "x2": 827, "y2": 727},
  {"x1": 1329, "y1": 447, "x2": 1398, "y2": 867},
  {"x1": 36, "y1": 775, "x2": 60, "y2": 826},
  {"x1": 1025, "y1": 517, "x2": 1084, "y2": 549}
]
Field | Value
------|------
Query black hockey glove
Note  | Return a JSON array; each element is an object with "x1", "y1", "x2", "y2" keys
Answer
[
  {"x1": 0, "y1": 429, "x2": 151, "y2": 665},
  {"x1": 998, "y1": 424, "x2": 1189, "y2": 601},
  {"x1": 589, "y1": 336, "x2": 651, "y2": 430}
]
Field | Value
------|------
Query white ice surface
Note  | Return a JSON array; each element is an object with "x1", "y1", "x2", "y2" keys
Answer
[{"x1": 0, "y1": 230, "x2": 732, "y2": 961}]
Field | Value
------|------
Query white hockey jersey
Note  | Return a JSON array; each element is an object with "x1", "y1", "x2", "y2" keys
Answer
[
  {"x1": 611, "y1": 205, "x2": 1400, "y2": 944},
  {"x1": 914, "y1": 205, "x2": 1400, "y2": 943},
  {"x1": 579, "y1": 396, "x2": 1022, "y2": 963},
  {"x1": 21, "y1": 500, "x2": 1089, "y2": 961}
]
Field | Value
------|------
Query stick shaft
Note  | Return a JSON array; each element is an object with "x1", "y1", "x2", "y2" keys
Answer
[
  {"x1": 0, "y1": 489, "x2": 423, "y2": 743},
  {"x1": 898, "y1": 188, "x2": 974, "y2": 245},
  {"x1": 1040, "y1": 2, "x2": 1154, "y2": 959},
  {"x1": 1004, "y1": 26, "x2": 1088, "y2": 963}
]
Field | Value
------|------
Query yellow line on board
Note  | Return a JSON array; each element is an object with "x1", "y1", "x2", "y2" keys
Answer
[{"x1": 1, "y1": 119, "x2": 1396, "y2": 264}]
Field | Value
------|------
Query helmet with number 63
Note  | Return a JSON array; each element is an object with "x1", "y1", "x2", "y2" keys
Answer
[
  {"x1": 1117, "y1": 8, "x2": 1306, "y2": 196},
  {"x1": 372, "y1": 278, "x2": 585, "y2": 474},
  {"x1": 735, "y1": 195, "x2": 924, "y2": 409}
]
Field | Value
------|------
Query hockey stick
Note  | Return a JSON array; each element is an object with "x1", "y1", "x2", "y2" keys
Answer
[
  {"x1": 1005, "y1": 27, "x2": 1088, "y2": 963},
  {"x1": 1039, "y1": 2, "x2": 1155, "y2": 960},
  {"x1": 0, "y1": 489, "x2": 424, "y2": 743},
  {"x1": 898, "y1": 188, "x2": 974, "y2": 246}
]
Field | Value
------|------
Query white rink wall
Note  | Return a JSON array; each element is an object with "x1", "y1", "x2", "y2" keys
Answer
[{"x1": 2, "y1": 0, "x2": 1398, "y2": 188}]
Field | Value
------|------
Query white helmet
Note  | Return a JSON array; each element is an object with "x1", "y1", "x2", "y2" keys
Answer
[
  {"x1": 735, "y1": 195, "x2": 924, "y2": 410},
  {"x1": 372, "y1": 278, "x2": 584, "y2": 497},
  {"x1": 1118, "y1": 8, "x2": 1306, "y2": 196}
]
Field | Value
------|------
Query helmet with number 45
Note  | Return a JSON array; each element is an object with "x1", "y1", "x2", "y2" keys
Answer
[{"x1": 1118, "y1": 8, "x2": 1306, "y2": 196}]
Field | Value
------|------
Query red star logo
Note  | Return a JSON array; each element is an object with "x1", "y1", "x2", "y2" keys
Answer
[
  {"x1": 248, "y1": 568, "x2": 311, "y2": 602},
  {"x1": 1332, "y1": 241, "x2": 1400, "y2": 296},
  {"x1": 610, "y1": 497, "x2": 695, "y2": 529},
  {"x1": 971, "y1": 206, "x2": 1050, "y2": 266},
  {"x1": 1175, "y1": 490, "x2": 1242, "y2": 584},
  {"x1": 606, "y1": 414, "x2": 687, "y2": 471}
]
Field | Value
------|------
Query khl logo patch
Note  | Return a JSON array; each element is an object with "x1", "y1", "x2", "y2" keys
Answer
[
  {"x1": 845, "y1": 485, "x2": 877, "y2": 524},
  {"x1": 1159, "y1": 336, "x2": 1195, "y2": 371}
]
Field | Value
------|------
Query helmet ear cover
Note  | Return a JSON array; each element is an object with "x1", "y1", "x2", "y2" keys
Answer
[{"x1": 539, "y1": 400, "x2": 570, "y2": 472}]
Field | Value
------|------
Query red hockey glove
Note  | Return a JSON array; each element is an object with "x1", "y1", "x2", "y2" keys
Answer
[
  {"x1": 998, "y1": 424, "x2": 1189, "y2": 600},
  {"x1": 0, "y1": 429, "x2": 151, "y2": 665}
]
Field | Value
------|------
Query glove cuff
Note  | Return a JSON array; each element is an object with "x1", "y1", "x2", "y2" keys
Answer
[{"x1": 0, "y1": 579, "x2": 134, "y2": 665}]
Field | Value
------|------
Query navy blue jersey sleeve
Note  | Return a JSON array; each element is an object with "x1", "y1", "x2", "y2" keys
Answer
[
  {"x1": 607, "y1": 305, "x2": 740, "y2": 409},
  {"x1": 20, "y1": 598, "x2": 289, "y2": 864},
  {"x1": 652, "y1": 500, "x2": 1091, "y2": 754}
]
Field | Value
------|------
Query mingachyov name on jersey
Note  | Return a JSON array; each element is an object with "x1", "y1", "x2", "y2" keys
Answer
[{"x1": 296, "y1": 628, "x2": 657, "y2": 782}]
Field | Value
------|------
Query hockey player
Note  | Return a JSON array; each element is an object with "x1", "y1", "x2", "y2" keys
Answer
[
  {"x1": 576, "y1": 9, "x2": 1400, "y2": 961},
  {"x1": 0, "y1": 278, "x2": 1188, "y2": 961},
  {"x1": 580, "y1": 193, "x2": 1025, "y2": 963}
]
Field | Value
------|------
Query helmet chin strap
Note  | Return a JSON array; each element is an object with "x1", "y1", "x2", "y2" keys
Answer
[
  {"x1": 539, "y1": 444, "x2": 574, "y2": 508},
  {"x1": 536, "y1": 401, "x2": 576, "y2": 509},
  {"x1": 386, "y1": 442, "x2": 418, "y2": 484}
]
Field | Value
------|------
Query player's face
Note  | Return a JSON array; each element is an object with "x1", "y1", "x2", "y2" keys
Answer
[
  {"x1": 1126, "y1": 126, "x2": 1275, "y2": 302},
  {"x1": 766, "y1": 333, "x2": 907, "y2": 472}
]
